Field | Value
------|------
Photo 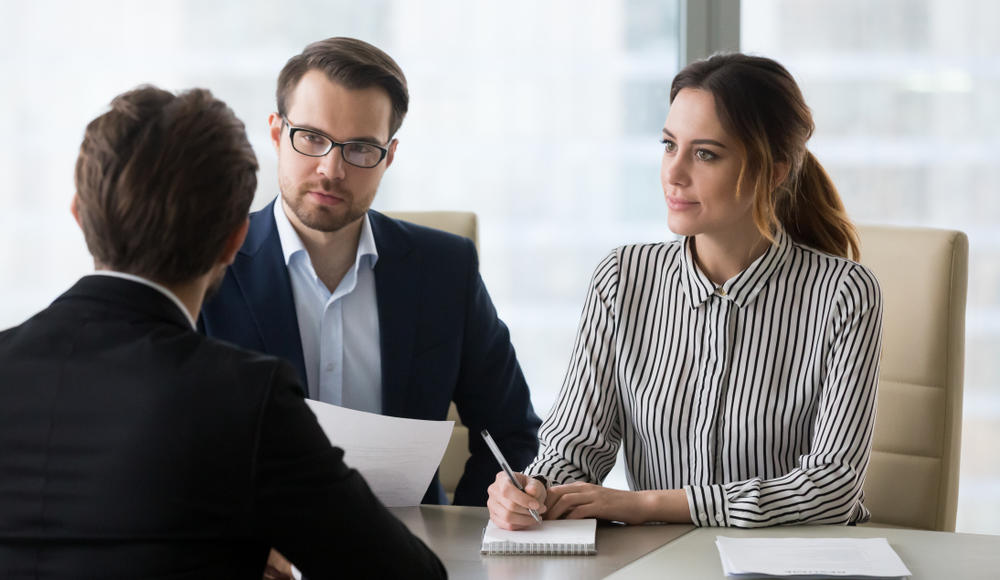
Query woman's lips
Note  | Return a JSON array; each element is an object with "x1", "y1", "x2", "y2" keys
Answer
[{"x1": 666, "y1": 196, "x2": 698, "y2": 211}]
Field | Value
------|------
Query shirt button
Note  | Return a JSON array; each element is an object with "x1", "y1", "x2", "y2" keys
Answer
[
  {"x1": 699, "y1": 512, "x2": 707, "y2": 520},
  {"x1": 325, "y1": 363, "x2": 334, "y2": 372},
  {"x1": 715, "y1": 512, "x2": 724, "y2": 520},
  {"x1": 714, "y1": 287, "x2": 727, "y2": 296}
]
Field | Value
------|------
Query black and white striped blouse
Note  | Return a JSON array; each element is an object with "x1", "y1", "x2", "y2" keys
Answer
[{"x1": 527, "y1": 228, "x2": 883, "y2": 527}]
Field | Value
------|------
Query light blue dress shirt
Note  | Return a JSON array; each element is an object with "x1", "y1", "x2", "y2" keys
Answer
[{"x1": 273, "y1": 201, "x2": 382, "y2": 413}]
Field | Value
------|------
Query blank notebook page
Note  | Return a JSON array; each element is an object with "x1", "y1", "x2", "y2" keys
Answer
[{"x1": 481, "y1": 519, "x2": 597, "y2": 555}]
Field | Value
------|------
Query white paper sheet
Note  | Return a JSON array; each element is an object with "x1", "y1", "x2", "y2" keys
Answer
[
  {"x1": 715, "y1": 536, "x2": 912, "y2": 578},
  {"x1": 304, "y1": 399, "x2": 454, "y2": 508}
]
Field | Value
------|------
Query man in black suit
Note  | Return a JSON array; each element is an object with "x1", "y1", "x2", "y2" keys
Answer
[{"x1": 0, "y1": 86, "x2": 444, "y2": 579}]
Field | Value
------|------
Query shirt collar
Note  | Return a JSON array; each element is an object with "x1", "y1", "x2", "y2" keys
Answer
[
  {"x1": 356, "y1": 213, "x2": 379, "y2": 267},
  {"x1": 274, "y1": 199, "x2": 307, "y2": 265},
  {"x1": 88, "y1": 270, "x2": 197, "y2": 328},
  {"x1": 680, "y1": 228, "x2": 791, "y2": 309},
  {"x1": 273, "y1": 198, "x2": 379, "y2": 270}
]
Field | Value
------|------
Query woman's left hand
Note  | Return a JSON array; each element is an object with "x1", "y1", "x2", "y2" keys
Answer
[{"x1": 544, "y1": 482, "x2": 648, "y2": 524}]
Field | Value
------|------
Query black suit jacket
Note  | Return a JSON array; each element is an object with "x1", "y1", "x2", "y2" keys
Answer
[
  {"x1": 0, "y1": 275, "x2": 444, "y2": 579},
  {"x1": 200, "y1": 202, "x2": 541, "y2": 505}
]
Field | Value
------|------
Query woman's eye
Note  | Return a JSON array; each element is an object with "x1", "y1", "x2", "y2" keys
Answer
[
  {"x1": 661, "y1": 139, "x2": 677, "y2": 153},
  {"x1": 696, "y1": 149, "x2": 717, "y2": 161}
]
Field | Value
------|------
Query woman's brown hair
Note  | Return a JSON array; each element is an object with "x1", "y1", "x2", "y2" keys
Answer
[{"x1": 670, "y1": 53, "x2": 859, "y2": 259}]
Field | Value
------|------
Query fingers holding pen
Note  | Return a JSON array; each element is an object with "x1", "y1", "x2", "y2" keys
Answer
[
  {"x1": 499, "y1": 472, "x2": 546, "y2": 513},
  {"x1": 487, "y1": 471, "x2": 547, "y2": 530}
]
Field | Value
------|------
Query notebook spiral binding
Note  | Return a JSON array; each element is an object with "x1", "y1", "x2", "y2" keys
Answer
[{"x1": 481, "y1": 541, "x2": 597, "y2": 555}]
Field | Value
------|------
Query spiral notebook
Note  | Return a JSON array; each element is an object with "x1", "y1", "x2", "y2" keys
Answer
[{"x1": 481, "y1": 519, "x2": 597, "y2": 555}]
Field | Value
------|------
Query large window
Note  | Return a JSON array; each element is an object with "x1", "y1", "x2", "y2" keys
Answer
[
  {"x1": 742, "y1": 0, "x2": 1000, "y2": 534},
  {"x1": 0, "y1": 2, "x2": 679, "y2": 436}
]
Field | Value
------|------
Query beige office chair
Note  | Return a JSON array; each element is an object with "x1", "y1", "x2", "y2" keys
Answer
[
  {"x1": 383, "y1": 210, "x2": 476, "y2": 503},
  {"x1": 856, "y1": 224, "x2": 968, "y2": 531}
]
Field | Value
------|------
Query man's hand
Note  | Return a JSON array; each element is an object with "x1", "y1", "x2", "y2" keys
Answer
[
  {"x1": 262, "y1": 548, "x2": 295, "y2": 580},
  {"x1": 486, "y1": 471, "x2": 547, "y2": 530},
  {"x1": 544, "y1": 482, "x2": 647, "y2": 524}
]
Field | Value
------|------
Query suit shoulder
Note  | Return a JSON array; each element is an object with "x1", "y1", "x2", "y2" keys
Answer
[{"x1": 198, "y1": 334, "x2": 300, "y2": 386}]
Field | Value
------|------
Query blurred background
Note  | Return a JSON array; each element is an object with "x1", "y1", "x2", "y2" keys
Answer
[{"x1": 0, "y1": 0, "x2": 995, "y2": 533}]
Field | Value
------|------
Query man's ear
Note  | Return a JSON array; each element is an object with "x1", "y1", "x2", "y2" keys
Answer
[
  {"x1": 384, "y1": 138, "x2": 398, "y2": 168},
  {"x1": 220, "y1": 218, "x2": 250, "y2": 266},
  {"x1": 268, "y1": 113, "x2": 284, "y2": 153},
  {"x1": 70, "y1": 194, "x2": 82, "y2": 227}
]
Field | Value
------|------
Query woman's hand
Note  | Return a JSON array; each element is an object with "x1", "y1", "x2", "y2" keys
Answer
[
  {"x1": 545, "y1": 484, "x2": 692, "y2": 525},
  {"x1": 486, "y1": 471, "x2": 547, "y2": 530},
  {"x1": 544, "y1": 482, "x2": 648, "y2": 524}
]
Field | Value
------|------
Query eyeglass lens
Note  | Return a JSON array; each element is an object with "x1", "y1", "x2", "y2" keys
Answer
[{"x1": 290, "y1": 129, "x2": 383, "y2": 168}]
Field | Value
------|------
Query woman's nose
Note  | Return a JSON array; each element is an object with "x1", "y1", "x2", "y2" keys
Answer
[{"x1": 662, "y1": 153, "x2": 690, "y2": 186}]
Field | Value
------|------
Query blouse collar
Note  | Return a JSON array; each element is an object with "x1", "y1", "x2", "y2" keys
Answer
[{"x1": 680, "y1": 228, "x2": 792, "y2": 309}]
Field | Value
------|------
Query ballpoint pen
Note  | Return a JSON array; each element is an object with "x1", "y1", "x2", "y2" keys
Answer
[{"x1": 481, "y1": 429, "x2": 543, "y2": 524}]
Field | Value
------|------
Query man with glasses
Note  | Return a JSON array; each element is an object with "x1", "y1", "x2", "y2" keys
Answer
[{"x1": 201, "y1": 37, "x2": 540, "y2": 510}]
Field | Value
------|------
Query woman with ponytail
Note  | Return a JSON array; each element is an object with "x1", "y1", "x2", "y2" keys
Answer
[{"x1": 488, "y1": 53, "x2": 884, "y2": 530}]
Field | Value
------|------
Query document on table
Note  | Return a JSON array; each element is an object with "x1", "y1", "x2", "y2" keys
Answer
[
  {"x1": 715, "y1": 536, "x2": 911, "y2": 579},
  {"x1": 304, "y1": 399, "x2": 453, "y2": 507}
]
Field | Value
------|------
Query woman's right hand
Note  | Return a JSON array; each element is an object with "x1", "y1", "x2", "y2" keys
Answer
[{"x1": 486, "y1": 471, "x2": 547, "y2": 530}]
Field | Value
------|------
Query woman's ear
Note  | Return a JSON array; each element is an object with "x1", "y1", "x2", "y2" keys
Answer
[{"x1": 772, "y1": 161, "x2": 791, "y2": 190}]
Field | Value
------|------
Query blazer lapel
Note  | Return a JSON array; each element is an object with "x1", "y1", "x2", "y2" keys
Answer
[
  {"x1": 370, "y1": 210, "x2": 419, "y2": 418},
  {"x1": 233, "y1": 200, "x2": 309, "y2": 391}
]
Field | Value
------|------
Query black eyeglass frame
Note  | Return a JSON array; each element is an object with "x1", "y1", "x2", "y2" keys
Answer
[{"x1": 280, "y1": 116, "x2": 389, "y2": 168}]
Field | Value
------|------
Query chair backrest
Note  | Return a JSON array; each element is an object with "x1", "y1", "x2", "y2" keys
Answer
[
  {"x1": 382, "y1": 210, "x2": 476, "y2": 503},
  {"x1": 384, "y1": 211, "x2": 479, "y2": 253},
  {"x1": 856, "y1": 224, "x2": 968, "y2": 531}
]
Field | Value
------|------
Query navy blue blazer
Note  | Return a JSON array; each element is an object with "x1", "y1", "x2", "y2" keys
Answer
[{"x1": 200, "y1": 200, "x2": 540, "y2": 506}]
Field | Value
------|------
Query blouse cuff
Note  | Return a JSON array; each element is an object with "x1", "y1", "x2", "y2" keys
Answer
[{"x1": 684, "y1": 484, "x2": 729, "y2": 527}]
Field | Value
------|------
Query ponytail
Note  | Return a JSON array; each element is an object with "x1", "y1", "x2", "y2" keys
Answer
[{"x1": 776, "y1": 151, "x2": 859, "y2": 260}]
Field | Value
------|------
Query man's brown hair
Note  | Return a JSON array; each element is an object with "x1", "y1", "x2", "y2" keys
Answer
[
  {"x1": 74, "y1": 86, "x2": 258, "y2": 284},
  {"x1": 276, "y1": 37, "x2": 409, "y2": 138}
]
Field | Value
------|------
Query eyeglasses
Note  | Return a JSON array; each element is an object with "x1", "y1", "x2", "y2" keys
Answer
[{"x1": 281, "y1": 116, "x2": 389, "y2": 168}]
